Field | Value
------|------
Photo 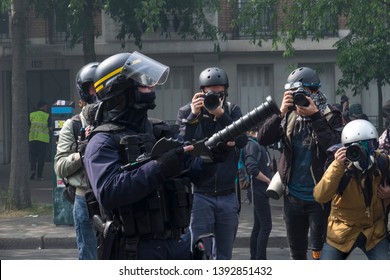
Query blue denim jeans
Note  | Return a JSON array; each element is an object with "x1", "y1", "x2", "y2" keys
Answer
[
  {"x1": 321, "y1": 234, "x2": 389, "y2": 260},
  {"x1": 73, "y1": 194, "x2": 97, "y2": 260},
  {"x1": 284, "y1": 194, "x2": 326, "y2": 259},
  {"x1": 137, "y1": 231, "x2": 191, "y2": 260},
  {"x1": 250, "y1": 186, "x2": 272, "y2": 260},
  {"x1": 190, "y1": 192, "x2": 239, "y2": 260}
]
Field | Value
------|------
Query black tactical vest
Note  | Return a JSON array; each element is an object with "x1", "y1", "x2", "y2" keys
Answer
[{"x1": 93, "y1": 119, "x2": 193, "y2": 239}]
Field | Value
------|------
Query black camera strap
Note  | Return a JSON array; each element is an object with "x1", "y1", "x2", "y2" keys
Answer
[{"x1": 337, "y1": 154, "x2": 389, "y2": 198}]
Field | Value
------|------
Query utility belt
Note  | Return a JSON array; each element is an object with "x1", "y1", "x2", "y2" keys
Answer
[
  {"x1": 138, "y1": 229, "x2": 182, "y2": 240},
  {"x1": 196, "y1": 188, "x2": 235, "y2": 197}
]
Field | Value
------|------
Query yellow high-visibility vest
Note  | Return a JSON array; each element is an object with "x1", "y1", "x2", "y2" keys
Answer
[{"x1": 29, "y1": 110, "x2": 50, "y2": 143}]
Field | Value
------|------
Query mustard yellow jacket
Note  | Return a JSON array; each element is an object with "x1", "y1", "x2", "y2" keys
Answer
[{"x1": 314, "y1": 153, "x2": 390, "y2": 253}]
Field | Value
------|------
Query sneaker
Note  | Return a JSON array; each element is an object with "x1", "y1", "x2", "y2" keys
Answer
[
  {"x1": 312, "y1": 250, "x2": 321, "y2": 260},
  {"x1": 30, "y1": 173, "x2": 36, "y2": 180},
  {"x1": 37, "y1": 177, "x2": 45, "y2": 181}
]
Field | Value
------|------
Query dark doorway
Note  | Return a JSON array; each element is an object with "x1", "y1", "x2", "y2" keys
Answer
[
  {"x1": 27, "y1": 70, "x2": 70, "y2": 162},
  {"x1": 2, "y1": 70, "x2": 70, "y2": 163}
]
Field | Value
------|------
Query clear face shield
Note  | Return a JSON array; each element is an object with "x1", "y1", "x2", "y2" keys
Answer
[{"x1": 122, "y1": 51, "x2": 170, "y2": 87}]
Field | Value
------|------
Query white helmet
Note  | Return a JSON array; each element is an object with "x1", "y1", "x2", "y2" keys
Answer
[{"x1": 341, "y1": 119, "x2": 378, "y2": 146}]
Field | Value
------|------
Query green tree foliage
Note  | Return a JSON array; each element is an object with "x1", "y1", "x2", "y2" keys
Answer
[
  {"x1": 102, "y1": 0, "x2": 225, "y2": 50},
  {"x1": 333, "y1": 1, "x2": 390, "y2": 130},
  {"x1": 230, "y1": 0, "x2": 390, "y2": 130},
  {"x1": 32, "y1": 0, "x2": 226, "y2": 54},
  {"x1": 32, "y1": 0, "x2": 101, "y2": 63}
]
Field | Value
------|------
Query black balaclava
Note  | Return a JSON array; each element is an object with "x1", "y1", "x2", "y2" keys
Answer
[
  {"x1": 133, "y1": 88, "x2": 156, "y2": 110},
  {"x1": 105, "y1": 88, "x2": 155, "y2": 132}
]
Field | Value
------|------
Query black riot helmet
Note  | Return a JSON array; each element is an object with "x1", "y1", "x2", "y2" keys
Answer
[
  {"x1": 76, "y1": 62, "x2": 99, "y2": 104},
  {"x1": 93, "y1": 52, "x2": 170, "y2": 123},
  {"x1": 285, "y1": 67, "x2": 321, "y2": 90},
  {"x1": 199, "y1": 67, "x2": 229, "y2": 90},
  {"x1": 94, "y1": 52, "x2": 170, "y2": 102},
  {"x1": 94, "y1": 53, "x2": 133, "y2": 101}
]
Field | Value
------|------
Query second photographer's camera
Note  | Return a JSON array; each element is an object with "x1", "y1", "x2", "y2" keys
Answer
[
  {"x1": 292, "y1": 87, "x2": 310, "y2": 107},
  {"x1": 346, "y1": 143, "x2": 366, "y2": 162},
  {"x1": 203, "y1": 90, "x2": 222, "y2": 111},
  {"x1": 285, "y1": 82, "x2": 310, "y2": 110}
]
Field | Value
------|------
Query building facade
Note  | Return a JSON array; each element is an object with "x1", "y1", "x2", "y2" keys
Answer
[{"x1": 0, "y1": 1, "x2": 389, "y2": 163}]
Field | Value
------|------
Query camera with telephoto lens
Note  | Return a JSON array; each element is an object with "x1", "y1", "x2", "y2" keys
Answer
[
  {"x1": 346, "y1": 143, "x2": 366, "y2": 162},
  {"x1": 203, "y1": 90, "x2": 222, "y2": 111},
  {"x1": 287, "y1": 87, "x2": 310, "y2": 110},
  {"x1": 292, "y1": 87, "x2": 310, "y2": 107}
]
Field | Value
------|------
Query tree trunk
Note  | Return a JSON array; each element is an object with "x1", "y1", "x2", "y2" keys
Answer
[
  {"x1": 9, "y1": 0, "x2": 31, "y2": 209},
  {"x1": 377, "y1": 78, "x2": 384, "y2": 133},
  {"x1": 82, "y1": 0, "x2": 96, "y2": 63}
]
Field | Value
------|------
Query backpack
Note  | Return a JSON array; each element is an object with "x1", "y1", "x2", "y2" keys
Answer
[
  {"x1": 237, "y1": 148, "x2": 251, "y2": 190},
  {"x1": 236, "y1": 138, "x2": 262, "y2": 190},
  {"x1": 62, "y1": 114, "x2": 83, "y2": 204}
]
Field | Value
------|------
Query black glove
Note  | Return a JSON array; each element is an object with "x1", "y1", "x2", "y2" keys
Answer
[
  {"x1": 210, "y1": 142, "x2": 231, "y2": 163},
  {"x1": 156, "y1": 147, "x2": 185, "y2": 178},
  {"x1": 77, "y1": 140, "x2": 88, "y2": 156}
]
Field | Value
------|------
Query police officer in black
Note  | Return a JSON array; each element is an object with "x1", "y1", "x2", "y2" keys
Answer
[{"x1": 83, "y1": 52, "x2": 228, "y2": 260}]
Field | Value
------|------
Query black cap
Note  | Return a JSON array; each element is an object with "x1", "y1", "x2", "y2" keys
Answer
[
  {"x1": 341, "y1": 95, "x2": 349, "y2": 103},
  {"x1": 349, "y1": 103, "x2": 363, "y2": 117}
]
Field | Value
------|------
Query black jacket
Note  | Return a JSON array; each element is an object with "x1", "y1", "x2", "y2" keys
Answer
[
  {"x1": 243, "y1": 137, "x2": 273, "y2": 190},
  {"x1": 176, "y1": 102, "x2": 248, "y2": 193},
  {"x1": 258, "y1": 105, "x2": 343, "y2": 186}
]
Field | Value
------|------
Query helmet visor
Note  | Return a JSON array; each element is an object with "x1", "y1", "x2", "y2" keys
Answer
[{"x1": 122, "y1": 51, "x2": 170, "y2": 86}]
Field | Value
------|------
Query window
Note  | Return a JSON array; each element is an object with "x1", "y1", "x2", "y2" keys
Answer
[
  {"x1": 0, "y1": 11, "x2": 10, "y2": 41},
  {"x1": 297, "y1": 1, "x2": 338, "y2": 37},
  {"x1": 149, "y1": 66, "x2": 193, "y2": 121},
  {"x1": 238, "y1": 64, "x2": 274, "y2": 114},
  {"x1": 236, "y1": 0, "x2": 275, "y2": 38},
  {"x1": 48, "y1": 11, "x2": 68, "y2": 43}
]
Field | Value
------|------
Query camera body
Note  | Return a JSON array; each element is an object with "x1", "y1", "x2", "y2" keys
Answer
[
  {"x1": 289, "y1": 87, "x2": 310, "y2": 110},
  {"x1": 203, "y1": 90, "x2": 221, "y2": 111},
  {"x1": 346, "y1": 143, "x2": 366, "y2": 162}
]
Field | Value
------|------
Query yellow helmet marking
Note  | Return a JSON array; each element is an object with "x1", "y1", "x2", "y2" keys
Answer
[{"x1": 94, "y1": 66, "x2": 123, "y2": 92}]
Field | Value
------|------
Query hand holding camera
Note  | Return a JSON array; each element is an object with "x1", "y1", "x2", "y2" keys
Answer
[
  {"x1": 334, "y1": 146, "x2": 347, "y2": 164},
  {"x1": 281, "y1": 81, "x2": 318, "y2": 117},
  {"x1": 191, "y1": 92, "x2": 205, "y2": 115}
]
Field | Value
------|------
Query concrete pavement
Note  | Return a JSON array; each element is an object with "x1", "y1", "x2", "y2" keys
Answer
[
  {"x1": 0, "y1": 163, "x2": 288, "y2": 253},
  {"x1": 0, "y1": 163, "x2": 366, "y2": 260}
]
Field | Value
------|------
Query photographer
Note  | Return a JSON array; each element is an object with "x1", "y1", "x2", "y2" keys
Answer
[
  {"x1": 314, "y1": 119, "x2": 390, "y2": 260},
  {"x1": 258, "y1": 67, "x2": 343, "y2": 260},
  {"x1": 176, "y1": 67, "x2": 247, "y2": 259},
  {"x1": 54, "y1": 62, "x2": 99, "y2": 260}
]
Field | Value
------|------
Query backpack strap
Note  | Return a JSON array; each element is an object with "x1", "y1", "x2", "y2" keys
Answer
[
  {"x1": 323, "y1": 105, "x2": 333, "y2": 122},
  {"x1": 69, "y1": 114, "x2": 82, "y2": 151},
  {"x1": 323, "y1": 104, "x2": 344, "y2": 132},
  {"x1": 336, "y1": 170, "x2": 353, "y2": 196},
  {"x1": 377, "y1": 153, "x2": 390, "y2": 234},
  {"x1": 377, "y1": 153, "x2": 390, "y2": 185},
  {"x1": 70, "y1": 114, "x2": 82, "y2": 141}
]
